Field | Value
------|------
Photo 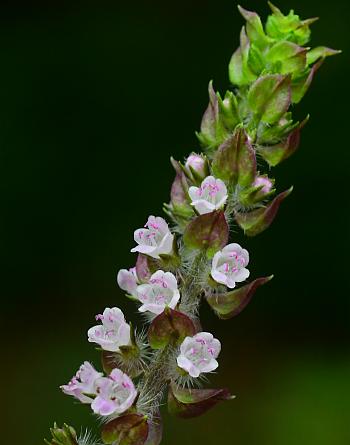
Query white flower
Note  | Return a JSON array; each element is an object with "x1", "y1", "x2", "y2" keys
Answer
[
  {"x1": 117, "y1": 267, "x2": 139, "y2": 295},
  {"x1": 131, "y1": 215, "x2": 174, "y2": 259},
  {"x1": 91, "y1": 369, "x2": 137, "y2": 416},
  {"x1": 211, "y1": 243, "x2": 250, "y2": 289},
  {"x1": 87, "y1": 307, "x2": 131, "y2": 352},
  {"x1": 188, "y1": 176, "x2": 228, "y2": 215},
  {"x1": 60, "y1": 361, "x2": 103, "y2": 403},
  {"x1": 136, "y1": 270, "x2": 180, "y2": 315},
  {"x1": 177, "y1": 332, "x2": 221, "y2": 378}
]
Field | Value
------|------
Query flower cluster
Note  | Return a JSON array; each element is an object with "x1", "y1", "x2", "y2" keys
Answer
[{"x1": 54, "y1": 4, "x2": 338, "y2": 445}]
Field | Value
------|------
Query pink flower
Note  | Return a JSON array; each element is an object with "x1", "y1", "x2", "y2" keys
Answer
[
  {"x1": 253, "y1": 176, "x2": 273, "y2": 195},
  {"x1": 188, "y1": 176, "x2": 228, "y2": 215},
  {"x1": 117, "y1": 267, "x2": 139, "y2": 295},
  {"x1": 177, "y1": 332, "x2": 221, "y2": 378},
  {"x1": 91, "y1": 369, "x2": 137, "y2": 416},
  {"x1": 87, "y1": 307, "x2": 131, "y2": 352},
  {"x1": 136, "y1": 270, "x2": 180, "y2": 315},
  {"x1": 185, "y1": 153, "x2": 208, "y2": 180},
  {"x1": 131, "y1": 216, "x2": 174, "y2": 259},
  {"x1": 60, "y1": 362, "x2": 102, "y2": 403},
  {"x1": 211, "y1": 243, "x2": 250, "y2": 289}
]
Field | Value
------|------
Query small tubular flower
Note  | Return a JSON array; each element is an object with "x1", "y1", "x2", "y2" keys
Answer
[
  {"x1": 188, "y1": 176, "x2": 228, "y2": 215},
  {"x1": 211, "y1": 243, "x2": 250, "y2": 288},
  {"x1": 91, "y1": 369, "x2": 137, "y2": 416},
  {"x1": 136, "y1": 270, "x2": 180, "y2": 315},
  {"x1": 131, "y1": 215, "x2": 174, "y2": 259},
  {"x1": 60, "y1": 361, "x2": 102, "y2": 403},
  {"x1": 87, "y1": 307, "x2": 131, "y2": 352},
  {"x1": 177, "y1": 332, "x2": 221, "y2": 378},
  {"x1": 117, "y1": 267, "x2": 139, "y2": 295}
]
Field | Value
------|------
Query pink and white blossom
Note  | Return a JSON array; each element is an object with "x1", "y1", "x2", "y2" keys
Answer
[
  {"x1": 60, "y1": 361, "x2": 102, "y2": 403},
  {"x1": 185, "y1": 153, "x2": 207, "y2": 179},
  {"x1": 117, "y1": 267, "x2": 139, "y2": 295},
  {"x1": 91, "y1": 368, "x2": 137, "y2": 416},
  {"x1": 131, "y1": 215, "x2": 174, "y2": 259},
  {"x1": 188, "y1": 176, "x2": 228, "y2": 215},
  {"x1": 87, "y1": 307, "x2": 131, "y2": 352},
  {"x1": 177, "y1": 332, "x2": 221, "y2": 378},
  {"x1": 136, "y1": 270, "x2": 180, "y2": 315},
  {"x1": 253, "y1": 176, "x2": 273, "y2": 195},
  {"x1": 211, "y1": 243, "x2": 250, "y2": 288}
]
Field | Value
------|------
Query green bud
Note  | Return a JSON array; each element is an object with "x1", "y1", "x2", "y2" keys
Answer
[
  {"x1": 266, "y1": 2, "x2": 316, "y2": 45},
  {"x1": 148, "y1": 307, "x2": 196, "y2": 349},
  {"x1": 212, "y1": 126, "x2": 256, "y2": 186},
  {"x1": 45, "y1": 424, "x2": 78, "y2": 445},
  {"x1": 101, "y1": 414, "x2": 149, "y2": 445},
  {"x1": 206, "y1": 276, "x2": 273, "y2": 319},
  {"x1": 235, "y1": 187, "x2": 293, "y2": 236},
  {"x1": 183, "y1": 210, "x2": 229, "y2": 258},
  {"x1": 197, "y1": 81, "x2": 240, "y2": 149},
  {"x1": 168, "y1": 383, "x2": 233, "y2": 419},
  {"x1": 248, "y1": 74, "x2": 291, "y2": 124}
]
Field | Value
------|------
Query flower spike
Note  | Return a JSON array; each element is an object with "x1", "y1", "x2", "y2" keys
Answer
[{"x1": 47, "y1": 3, "x2": 339, "y2": 444}]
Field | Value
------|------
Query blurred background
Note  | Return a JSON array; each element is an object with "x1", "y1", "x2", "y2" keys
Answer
[{"x1": 1, "y1": 0, "x2": 349, "y2": 444}]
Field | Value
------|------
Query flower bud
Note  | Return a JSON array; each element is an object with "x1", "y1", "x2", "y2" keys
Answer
[
  {"x1": 45, "y1": 423, "x2": 78, "y2": 445},
  {"x1": 266, "y1": 2, "x2": 316, "y2": 46},
  {"x1": 196, "y1": 81, "x2": 240, "y2": 150},
  {"x1": 239, "y1": 175, "x2": 275, "y2": 206},
  {"x1": 117, "y1": 267, "x2": 140, "y2": 296},
  {"x1": 184, "y1": 153, "x2": 209, "y2": 183}
]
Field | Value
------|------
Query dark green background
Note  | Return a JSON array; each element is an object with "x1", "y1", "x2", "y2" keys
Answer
[{"x1": 1, "y1": 0, "x2": 349, "y2": 444}]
